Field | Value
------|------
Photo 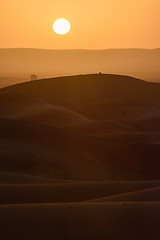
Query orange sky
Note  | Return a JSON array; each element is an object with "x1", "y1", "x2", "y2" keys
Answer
[{"x1": 1, "y1": 0, "x2": 160, "y2": 49}]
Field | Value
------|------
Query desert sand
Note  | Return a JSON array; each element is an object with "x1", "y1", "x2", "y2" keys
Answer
[{"x1": 0, "y1": 74, "x2": 160, "y2": 239}]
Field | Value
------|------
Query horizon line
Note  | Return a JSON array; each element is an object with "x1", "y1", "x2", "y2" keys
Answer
[{"x1": 0, "y1": 47, "x2": 160, "y2": 51}]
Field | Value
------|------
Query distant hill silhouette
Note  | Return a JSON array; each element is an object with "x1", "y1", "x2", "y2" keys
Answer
[{"x1": 0, "y1": 48, "x2": 160, "y2": 87}]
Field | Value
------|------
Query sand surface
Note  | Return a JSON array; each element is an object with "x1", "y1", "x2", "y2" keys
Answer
[
  {"x1": 1, "y1": 202, "x2": 160, "y2": 240},
  {"x1": 0, "y1": 74, "x2": 160, "y2": 239}
]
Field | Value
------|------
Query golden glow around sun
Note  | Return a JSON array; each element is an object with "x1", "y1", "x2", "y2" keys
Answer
[{"x1": 53, "y1": 19, "x2": 70, "y2": 35}]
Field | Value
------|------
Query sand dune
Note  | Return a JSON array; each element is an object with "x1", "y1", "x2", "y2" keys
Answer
[
  {"x1": 0, "y1": 93, "x2": 89, "y2": 127},
  {"x1": 72, "y1": 98, "x2": 160, "y2": 121},
  {"x1": 69, "y1": 119, "x2": 131, "y2": 135},
  {"x1": 0, "y1": 118, "x2": 160, "y2": 180},
  {"x1": 1, "y1": 181, "x2": 160, "y2": 204},
  {"x1": 0, "y1": 172, "x2": 74, "y2": 184},
  {"x1": 19, "y1": 104, "x2": 89, "y2": 128},
  {"x1": 1, "y1": 202, "x2": 160, "y2": 240},
  {"x1": 1, "y1": 74, "x2": 160, "y2": 123},
  {"x1": 0, "y1": 74, "x2": 160, "y2": 239},
  {"x1": 89, "y1": 186, "x2": 160, "y2": 202},
  {"x1": 0, "y1": 118, "x2": 111, "y2": 180},
  {"x1": 100, "y1": 131, "x2": 160, "y2": 144},
  {"x1": 1, "y1": 74, "x2": 160, "y2": 132},
  {"x1": 1, "y1": 74, "x2": 160, "y2": 106}
]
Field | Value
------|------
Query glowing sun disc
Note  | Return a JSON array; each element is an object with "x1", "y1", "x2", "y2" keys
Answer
[{"x1": 53, "y1": 19, "x2": 70, "y2": 35}]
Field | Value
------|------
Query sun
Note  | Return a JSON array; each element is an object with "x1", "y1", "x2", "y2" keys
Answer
[{"x1": 53, "y1": 19, "x2": 70, "y2": 35}]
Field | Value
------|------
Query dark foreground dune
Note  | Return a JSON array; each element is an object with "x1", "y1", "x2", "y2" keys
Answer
[
  {"x1": 1, "y1": 181, "x2": 160, "y2": 204},
  {"x1": 1, "y1": 202, "x2": 160, "y2": 240},
  {"x1": 0, "y1": 172, "x2": 74, "y2": 184},
  {"x1": 89, "y1": 186, "x2": 160, "y2": 202},
  {"x1": 0, "y1": 74, "x2": 160, "y2": 239}
]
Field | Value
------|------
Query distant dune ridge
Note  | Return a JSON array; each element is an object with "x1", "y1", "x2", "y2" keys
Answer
[
  {"x1": 0, "y1": 48, "x2": 160, "y2": 87},
  {"x1": 0, "y1": 74, "x2": 160, "y2": 240}
]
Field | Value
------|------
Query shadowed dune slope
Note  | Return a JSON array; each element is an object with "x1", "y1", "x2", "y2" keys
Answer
[
  {"x1": 1, "y1": 74, "x2": 160, "y2": 123},
  {"x1": 89, "y1": 186, "x2": 160, "y2": 202},
  {"x1": 0, "y1": 172, "x2": 74, "y2": 184},
  {"x1": 0, "y1": 93, "x2": 89, "y2": 128},
  {"x1": 1, "y1": 181, "x2": 160, "y2": 204},
  {"x1": 0, "y1": 74, "x2": 160, "y2": 181},
  {"x1": 0, "y1": 74, "x2": 160, "y2": 239},
  {"x1": 0, "y1": 74, "x2": 160, "y2": 133},
  {"x1": 0, "y1": 118, "x2": 160, "y2": 180},
  {"x1": 0, "y1": 118, "x2": 110, "y2": 180},
  {"x1": 72, "y1": 98, "x2": 160, "y2": 121},
  {"x1": 1, "y1": 202, "x2": 160, "y2": 240},
  {"x1": 1, "y1": 74, "x2": 160, "y2": 108}
]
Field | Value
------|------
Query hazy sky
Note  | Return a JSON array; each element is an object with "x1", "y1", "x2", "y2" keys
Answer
[{"x1": 1, "y1": 0, "x2": 160, "y2": 49}]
